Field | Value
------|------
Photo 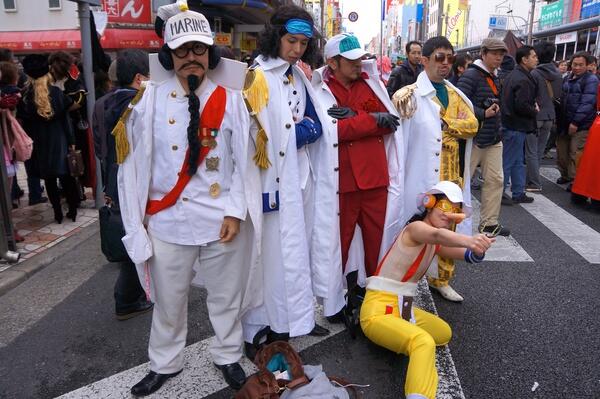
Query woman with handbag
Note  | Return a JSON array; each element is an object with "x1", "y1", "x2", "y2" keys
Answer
[{"x1": 17, "y1": 54, "x2": 79, "y2": 223}]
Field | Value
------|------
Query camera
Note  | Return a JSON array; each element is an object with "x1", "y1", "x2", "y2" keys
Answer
[{"x1": 482, "y1": 97, "x2": 499, "y2": 109}]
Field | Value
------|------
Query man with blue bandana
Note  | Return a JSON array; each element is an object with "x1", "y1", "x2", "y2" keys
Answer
[{"x1": 241, "y1": 4, "x2": 330, "y2": 359}]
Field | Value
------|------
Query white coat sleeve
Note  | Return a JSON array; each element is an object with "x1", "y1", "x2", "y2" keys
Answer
[
  {"x1": 117, "y1": 105, "x2": 153, "y2": 264},
  {"x1": 223, "y1": 92, "x2": 249, "y2": 221}
]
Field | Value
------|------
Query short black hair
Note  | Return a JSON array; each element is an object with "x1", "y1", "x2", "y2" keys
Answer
[
  {"x1": 534, "y1": 41, "x2": 555, "y2": 64},
  {"x1": 0, "y1": 48, "x2": 13, "y2": 62},
  {"x1": 452, "y1": 53, "x2": 472, "y2": 75},
  {"x1": 116, "y1": 49, "x2": 149, "y2": 87},
  {"x1": 516, "y1": 45, "x2": 535, "y2": 65},
  {"x1": 587, "y1": 54, "x2": 597, "y2": 65},
  {"x1": 405, "y1": 41, "x2": 422, "y2": 54},
  {"x1": 571, "y1": 51, "x2": 590, "y2": 65},
  {"x1": 422, "y1": 36, "x2": 453, "y2": 57},
  {"x1": 257, "y1": 4, "x2": 320, "y2": 66}
]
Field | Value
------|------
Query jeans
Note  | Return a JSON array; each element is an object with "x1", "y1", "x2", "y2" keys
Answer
[
  {"x1": 502, "y1": 128, "x2": 527, "y2": 198},
  {"x1": 525, "y1": 120, "x2": 553, "y2": 189},
  {"x1": 114, "y1": 260, "x2": 145, "y2": 313}
]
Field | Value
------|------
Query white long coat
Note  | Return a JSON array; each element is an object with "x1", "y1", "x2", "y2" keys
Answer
[
  {"x1": 310, "y1": 60, "x2": 406, "y2": 316},
  {"x1": 117, "y1": 76, "x2": 263, "y2": 314},
  {"x1": 400, "y1": 72, "x2": 474, "y2": 276},
  {"x1": 242, "y1": 56, "x2": 332, "y2": 338}
]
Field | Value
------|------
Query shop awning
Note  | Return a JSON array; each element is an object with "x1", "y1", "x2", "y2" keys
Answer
[{"x1": 0, "y1": 28, "x2": 162, "y2": 52}]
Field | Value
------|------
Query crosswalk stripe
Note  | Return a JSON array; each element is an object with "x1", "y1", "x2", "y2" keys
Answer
[
  {"x1": 540, "y1": 166, "x2": 562, "y2": 186},
  {"x1": 520, "y1": 193, "x2": 600, "y2": 264},
  {"x1": 470, "y1": 197, "x2": 534, "y2": 262},
  {"x1": 57, "y1": 292, "x2": 464, "y2": 399}
]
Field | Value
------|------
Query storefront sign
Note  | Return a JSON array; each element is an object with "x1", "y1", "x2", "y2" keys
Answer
[
  {"x1": 539, "y1": 0, "x2": 564, "y2": 30},
  {"x1": 555, "y1": 31, "x2": 578, "y2": 44},
  {"x1": 214, "y1": 33, "x2": 232, "y2": 46},
  {"x1": 581, "y1": 0, "x2": 600, "y2": 18},
  {"x1": 102, "y1": 0, "x2": 151, "y2": 24}
]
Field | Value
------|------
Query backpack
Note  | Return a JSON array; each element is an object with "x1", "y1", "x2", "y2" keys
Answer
[
  {"x1": 236, "y1": 341, "x2": 363, "y2": 399},
  {"x1": 0, "y1": 109, "x2": 33, "y2": 162}
]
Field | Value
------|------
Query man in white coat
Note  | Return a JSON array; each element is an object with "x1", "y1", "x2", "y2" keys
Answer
[
  {"x1": 311, "y1": 33, "x2": 405, "y2": 332},
  {"x1": 241, "y1": 4, "x2": 330, "y2": 357},
  {"x1": 392, "y1": 36, "x2": 478, "y2": 302},
  {"x1": 116, "y1": 6, "x2": 259, "y2": 396}
]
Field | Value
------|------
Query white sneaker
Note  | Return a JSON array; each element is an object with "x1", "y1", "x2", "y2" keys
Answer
[{"x1": 430, "y1": 284, "x2": 464, "y2": 302}]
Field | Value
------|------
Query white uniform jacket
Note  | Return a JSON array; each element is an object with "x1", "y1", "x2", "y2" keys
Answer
[
  {"x1": 310, "y1": 60, "x2": 406, "y2": 316},
  {"x1": 400, "y1": 71, "x2": 474, "y2": 261},
  {"x1": 117, "y1": 75, "x2": 262, "y2": 314},
  {"x1": 244, "y1": 55, "x2": 331, "y2": 336}
]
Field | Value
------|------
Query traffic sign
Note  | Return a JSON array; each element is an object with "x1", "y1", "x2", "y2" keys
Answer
[{"x1": 348, "y1": 11, "x2": 359, "y2": 22}]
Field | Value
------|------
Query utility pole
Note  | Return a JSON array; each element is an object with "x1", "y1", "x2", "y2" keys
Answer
[
  {"x1": 320, "y1": 0, "x2": 325, "y2": 48},
  {"x1": 527, "y1": 0, "x2": 536, "y2": 45}
]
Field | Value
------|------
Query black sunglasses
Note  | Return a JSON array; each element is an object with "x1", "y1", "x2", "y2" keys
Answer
[
  {"x1": 429, "y1": 52, "x2": 456, "y2": 64},
  {"x1": 172, "y1": 42, "x2": 208, "y2": 58}
]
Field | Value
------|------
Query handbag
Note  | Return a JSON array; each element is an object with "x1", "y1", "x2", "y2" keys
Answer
[
  {"x1": 98, "y1": 203, "x2": 130, "y2": 263},
  {"x1": 67, "y1": 148, "x2": 85, "y2": 177}
]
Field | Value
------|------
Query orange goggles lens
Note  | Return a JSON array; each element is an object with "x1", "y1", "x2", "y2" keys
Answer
[{"x1": 434, "y1": 199, "x2": 461, "y2": 214}]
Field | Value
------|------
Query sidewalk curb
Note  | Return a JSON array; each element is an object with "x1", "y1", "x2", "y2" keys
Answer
[{"x1": 0, "y1": 221, "x2": 100, "y2": 297}]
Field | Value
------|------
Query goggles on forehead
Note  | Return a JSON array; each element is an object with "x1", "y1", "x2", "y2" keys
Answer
[
  {"x1": 422, "y1": 194, "x2": 465, "y2": 224},
  {"x1": 284, "y1": 18, "x2": 314, "y2": 38}
]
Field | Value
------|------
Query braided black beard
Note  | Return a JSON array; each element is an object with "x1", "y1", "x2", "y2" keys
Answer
[{"x1": 186, "y1": 74, "x2": 201, "y2": 176}]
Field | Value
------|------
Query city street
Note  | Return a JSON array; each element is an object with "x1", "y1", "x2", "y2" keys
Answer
[{"x1": 1, "y1": 166, "x2": 599, "y2": 399}]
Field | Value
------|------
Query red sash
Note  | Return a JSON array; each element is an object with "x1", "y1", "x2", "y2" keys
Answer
[{"x1": 146, "y1": 85, "x2": 227, "y2": 215}]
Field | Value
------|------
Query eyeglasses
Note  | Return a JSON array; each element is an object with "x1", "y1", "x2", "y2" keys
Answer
[
  {"x1": 172, "y1": 42, "x2": 209, "y2": 58},
  {"x1": 430, "y1": 52, "x2": 456, "y2": 64}
]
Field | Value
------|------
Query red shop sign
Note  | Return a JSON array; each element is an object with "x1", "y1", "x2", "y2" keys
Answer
[{"x1": 102, "y1": 0, "x2": 151, "y2": 24}]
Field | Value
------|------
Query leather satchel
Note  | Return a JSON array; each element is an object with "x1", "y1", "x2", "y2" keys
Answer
[
  {"x1": 98, "y1": 203, "x2": 130, "y2": 263},
  {"x1": 235, "y1": 342, "x2": 309, "y2": 399},
  {"x1": 67, "y1": 148, "x2": 85, "y2": 177}
]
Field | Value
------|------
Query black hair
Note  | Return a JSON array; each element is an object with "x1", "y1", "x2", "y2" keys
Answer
[
  {"x1": 516, "y1": 45, "x2": 535, "y2": 65},
  {"x1": 452, "y1": 53, "x2": 472, "y2": 75},
  {"x1": 587, "y1": 54, "x2": 597, "y2": 65},
  {"x1": 116, "y1": 49, "x2": 149, "y2": 87},
  {"x1": 48, "y1": 51, "x2": 74, "y2": 79},
  {"x1": 405, "y1": 40, "x2": 422, "y2": 54},
  {"x1": 571, "y1": 51, "x2": 590, "y2": 65},
  {"x1": 422, "y1": 36, "x2": 453, "y2": 57},
  {"x1": 405, "y1": 194, "x2": 448, "y2": 225},
  {"x1": 257, "y1": 4, "x2": 320, "y2": 66},
  {"x1": 0, "y1": 48, "x2": 13, "y2": 62},
  {"x1": 157, "y1": 43, "x2": 221, "y2": 71},
  {"x1": 533, "y1": 41, "x2": 555, "y2": 64}
]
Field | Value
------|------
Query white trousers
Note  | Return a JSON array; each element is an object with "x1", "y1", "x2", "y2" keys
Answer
[{"x1": 147, "y1": 233, "x2": 246, "y2": 373}]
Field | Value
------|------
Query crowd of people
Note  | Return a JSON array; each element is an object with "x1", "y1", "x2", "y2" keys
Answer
[{"x1": 1, "y1": 2, "x2": 599, "y2": 398}]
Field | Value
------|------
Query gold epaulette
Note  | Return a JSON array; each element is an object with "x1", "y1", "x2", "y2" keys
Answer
[
  {"x1": 112, "y1": 85, "x2": 146, "y2": 164},
  {"x1": 243, "y1": 67, "x2": 271, "y2": 169},
  {"x1": 392, "y1": 83, "x2": 417, "y2": 120}
]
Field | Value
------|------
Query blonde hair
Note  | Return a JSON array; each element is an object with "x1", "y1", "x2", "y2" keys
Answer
[{"x1": 30, "y1": 73, "x2": 54, "y2": 119}]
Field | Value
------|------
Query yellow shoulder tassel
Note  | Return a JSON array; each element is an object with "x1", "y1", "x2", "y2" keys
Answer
[
  {"x1": 243, "y1": 68, "x2": 271, "y2": 169},
  {"x1": 112, "y1": 85, "x2": 146, "y2": 164},
  {"x1": 392, "y1": 83, "x2": 417, "y2": 120}
]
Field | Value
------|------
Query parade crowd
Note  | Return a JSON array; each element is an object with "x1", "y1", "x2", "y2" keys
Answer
[{"x1": 1, "y1": 2, "x2": 599, "y2": 398}]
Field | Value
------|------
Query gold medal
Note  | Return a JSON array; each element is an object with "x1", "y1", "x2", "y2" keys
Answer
[
  {"x1": 201, "y1": 138, "x2": 211, "y2": 147},
  {"x1": 209, "y1": 182, "x2": 221, "y2": 198},
  {"x1": 206, "y1": 156, "x2": 220, "y2": 172},
  {"x1": 208, "y1": 138, "x2": 218, "y2": 149}
]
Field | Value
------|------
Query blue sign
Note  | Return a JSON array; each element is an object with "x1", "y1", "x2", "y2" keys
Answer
[
  {"x1": 489, "y1": 15, "x2": 508, "y2": 30},
  {"x1": 581, "y1": 0, "x2": 600, "y2": 19}
]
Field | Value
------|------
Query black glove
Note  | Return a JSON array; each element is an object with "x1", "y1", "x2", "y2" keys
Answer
[
  {"x1": 327, "y1": 106, "x2": 356, "y2": 119},
  {"x1": 371, "y1": 112, "x2": 400, "y2": 130}
]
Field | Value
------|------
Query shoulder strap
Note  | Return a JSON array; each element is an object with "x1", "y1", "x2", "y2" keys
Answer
[{"x1": 545, "y1": 79, "x2": 555, "y2": 100}]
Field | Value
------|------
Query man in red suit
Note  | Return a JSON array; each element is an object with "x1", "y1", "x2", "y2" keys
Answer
[{"x1": 323, "y1": 34, "x2": 400, "y2": 293}]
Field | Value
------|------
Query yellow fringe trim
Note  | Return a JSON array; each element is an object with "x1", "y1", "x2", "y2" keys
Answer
[
  {"x1": 112, "y1": 85, "x2": 146, "y2": 164},
  {"x1": 243, "y1": 68, "x2": 271, "y2": 169},
  {"x1": 392, "y1": 83, "x2": 417, "y2": 120}
]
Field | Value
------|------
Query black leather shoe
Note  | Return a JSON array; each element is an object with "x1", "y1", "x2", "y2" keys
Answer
[
  {"x1": 116, "y1": 300, "x2": 153, "y2": 321},
  {"x1": 266, "y1": 330, "x2": 289, "y2": 343},
  {"x1": 308, "y1": 323, "x2": 330, "y2": 336},
  {"x1": 326, "y1": 308, "x2": 346, "y2": 324},
  {"x1": 131, "y1": 370, "x2": 182, "y2": 396},
  {"x1": 214, "y1": 362, "x2": 246, "y2": 390}
]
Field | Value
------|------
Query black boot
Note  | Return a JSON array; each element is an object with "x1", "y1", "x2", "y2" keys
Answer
[
  {"x1": 66, "y1": 208, "x2": 77, "y2": 222},
  {"x1": 53, "y1": 206, "x2": 63, "y2": 224},
  {"x1": 131, "y1": 370, "x2": 182, "y2": 396}
]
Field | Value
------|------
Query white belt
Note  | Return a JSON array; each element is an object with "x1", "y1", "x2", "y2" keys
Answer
[{"x1": 366, "y1": 276, "x2": 418, "y2": 297}]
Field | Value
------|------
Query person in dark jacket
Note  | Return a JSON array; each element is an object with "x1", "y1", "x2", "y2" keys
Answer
[
  {"x1": 501, "y1": 45, "x2": 539, "y2": 204},
  {"x1": 449, "y1": 53, "x2": 472, "y2": 86},
  {"x1": 386, "y1": 41, "x2": 423, "y2": 97},
  {"x1": 92, "y1": 49, "x2": 153, "y2": 321},
  {"x1": 556, "y1": 52, "x2": 599, "y2": 185},
  {"x1": 17, "y1": 54, "x2": 79, "y2": 224},
  {"x1": 526, "y1": 41, "x2": 563, "y2": 192},
  {"x1": 456, "y1": 38, "x2": 510, "y2": 237}
]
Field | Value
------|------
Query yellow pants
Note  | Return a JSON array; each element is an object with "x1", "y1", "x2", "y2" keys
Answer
[{"x1": 360, "y1": 290, "x2": 452, "y2": 399}]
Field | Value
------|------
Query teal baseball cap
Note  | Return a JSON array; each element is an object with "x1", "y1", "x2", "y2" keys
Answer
[{"x1": 324, "y1": 34, "x2": 366, "y2": 60}]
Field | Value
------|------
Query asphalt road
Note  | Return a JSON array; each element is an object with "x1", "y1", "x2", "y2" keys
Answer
[{"x1": 0, "y1": 170, "x2": 598, "y2": 399}]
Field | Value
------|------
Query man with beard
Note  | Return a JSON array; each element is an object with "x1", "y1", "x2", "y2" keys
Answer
[
  {"x1": 393, "y1": 36, "x2": 478, "y2": 302},
  {"x1": 116, "y1": 5, "x2": 259, "y2": 396}
]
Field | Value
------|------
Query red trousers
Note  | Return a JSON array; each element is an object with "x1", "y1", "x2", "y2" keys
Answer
[{"x1": 340, "y1": 187, "x2": 388, "y2": 277}]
